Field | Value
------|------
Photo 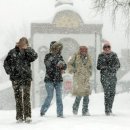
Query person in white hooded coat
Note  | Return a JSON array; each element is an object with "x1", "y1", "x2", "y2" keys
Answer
[{"x1": 68, "y1": 46, "x2": 92, "y2": 116}]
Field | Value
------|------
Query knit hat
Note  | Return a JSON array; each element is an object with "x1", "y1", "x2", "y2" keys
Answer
[{"x1": 103, "y1": 40, "x2": 111, "y2": 50}]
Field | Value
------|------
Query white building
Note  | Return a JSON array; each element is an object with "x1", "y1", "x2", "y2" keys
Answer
[{"x1": 31, "y1": 0, "x2": 103, "y2": 107}]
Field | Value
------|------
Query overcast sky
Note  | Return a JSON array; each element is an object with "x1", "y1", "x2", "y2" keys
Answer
[{"x1": 0, "y1": 0, "x2": 129, "y2": 57}]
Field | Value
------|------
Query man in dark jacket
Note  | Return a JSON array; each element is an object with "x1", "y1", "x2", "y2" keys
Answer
[
  {"x1": 3, "y1": 37, "x2": 38, "y2": 123},
  {"x1": 40, "y1": 41, "x2": 67, "y2": 118},
  {"x1": 97, "y1": 41, "x2": 120, "y2": 116}
]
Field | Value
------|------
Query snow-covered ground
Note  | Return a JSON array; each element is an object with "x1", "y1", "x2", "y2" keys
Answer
[
  {"x1": 0, "y1": 81, "x2": 11, "y2": 91},
  {"x1": 0, "y1": 92, "x2": 130, "y2": 130}
]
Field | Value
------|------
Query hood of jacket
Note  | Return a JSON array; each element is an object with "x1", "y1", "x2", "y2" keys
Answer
[{"x1": 50, "y1": 42, "x2": 63, "y2": 54}]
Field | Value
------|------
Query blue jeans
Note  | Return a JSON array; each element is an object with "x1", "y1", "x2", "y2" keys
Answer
[{"x1": 40, "y1": 82, "x2": 63, "y2": 116}]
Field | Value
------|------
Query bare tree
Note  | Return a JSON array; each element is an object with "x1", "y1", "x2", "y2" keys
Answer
[{"x1": 93, "y1": 0, "x2": 130, "y2": 35}]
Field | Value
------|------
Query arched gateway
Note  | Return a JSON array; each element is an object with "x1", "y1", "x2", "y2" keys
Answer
[{"x1": 31, "y1": 1, "x2": 103, "y2": 107}]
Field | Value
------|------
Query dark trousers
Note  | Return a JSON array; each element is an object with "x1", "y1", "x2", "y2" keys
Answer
[
  {"x1": 12, "y1": 81, "x2": 31, "y2": 120},
  {"x1": 101, "y1": 75, "x2": 117, "y2": 113},
  {"x1": 73, "y1": 96, "x2": 89, "y2": 114}
]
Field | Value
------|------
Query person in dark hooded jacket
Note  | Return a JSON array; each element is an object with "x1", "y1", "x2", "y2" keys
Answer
[
  {"x1": 40, "y1": 41, "x2": 67, "y2": 118},
  {"x1": 3, "y1": 37, "x2": 38, "y2": 123},
  {"x1": 97, "y1": 41, "x2": 120, "y2": 116}
]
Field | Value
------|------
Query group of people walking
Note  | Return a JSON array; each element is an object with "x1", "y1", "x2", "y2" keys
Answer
[{"x1": 3, "y1": 37, "x2": 120, "y2": 123}]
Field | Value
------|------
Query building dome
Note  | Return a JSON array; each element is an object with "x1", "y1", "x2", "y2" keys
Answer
[
  {"x1": 53, "y1": 0, "x2": 83, "y2": 28},
  {"x1": 53, "y1": 10, "x2": 83, "y2": 28},
  {"x1": 55, "y1": 0, "x2": 73, "y2": 7}
]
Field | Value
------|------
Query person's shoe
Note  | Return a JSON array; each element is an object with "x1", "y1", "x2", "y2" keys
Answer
[
  {"x1": 25, "y1": 117, "x2": 32, "y2": 123},
  {"x1": 57, "y1": 114, "x2": 64, "y2": 118},
  {"x1": 16, "y1": 119, "x2": 23, "y2": 123},
  {"x1": 82, "y1": 111, "x2": 90, "y2": 116},
  {"x1": 73, "y1": 110, "x2": 78, "y2": 115},
  {"x1": 109, "y1": 112, "x2": 115, "y2": 116},
  {"x1": 105, "y1": 112, "x2": 110, "y2": 116},
  {"x1": 40, "y1": 112, "x2": 45, "y2": 117}
]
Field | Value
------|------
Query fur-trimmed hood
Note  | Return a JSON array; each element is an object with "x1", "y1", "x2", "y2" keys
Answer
[{"x1": 50, "y1": 42, "x2": 63, "y2": 54}]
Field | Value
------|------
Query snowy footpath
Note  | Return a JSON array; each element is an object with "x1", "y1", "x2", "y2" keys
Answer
[{"x1": 0, "y1": 92, "x2": 130, "y2": 130}]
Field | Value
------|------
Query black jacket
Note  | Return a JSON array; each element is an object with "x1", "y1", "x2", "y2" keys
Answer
[
  {"x1": 97, "y1": 52, "x2": 120, "y2": 76},
  {"x1": 44, "y1": 53, "x2": 67, "y2": 82},
  {"x1": 3, "y1": 46, "x2": 38, "y2": 81}
]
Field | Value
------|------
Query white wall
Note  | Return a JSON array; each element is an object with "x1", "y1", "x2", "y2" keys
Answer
[{"x1": 32, "y1": 33, "x2": 101, "y2": 107}]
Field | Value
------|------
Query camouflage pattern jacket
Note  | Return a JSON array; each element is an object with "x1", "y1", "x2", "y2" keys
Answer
[
  {"x1": 3, "y1": 46, "x2": 38, "y2": 82},
  {"x1": 97, "y1": 52, "x2": 120, "y2": 76},
  {"x1": 68, "y1": 53, "x2": 92, "y2": 96}
]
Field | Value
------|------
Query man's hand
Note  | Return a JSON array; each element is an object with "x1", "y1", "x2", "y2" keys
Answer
[
  {"x1": 56, "y1": 63, "x2": 63, "y2": 69},
  {"x1": 57, "y1": 61, "x2": 65, "y2": 69}
]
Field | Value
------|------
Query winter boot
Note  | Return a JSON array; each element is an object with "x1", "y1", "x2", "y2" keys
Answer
[
  {"x1": 16, "y1": 119, "x2": 23, "y2": 123},
  {"x1": 25, "y1": 117, "x2": 32, "y2": 123}
]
